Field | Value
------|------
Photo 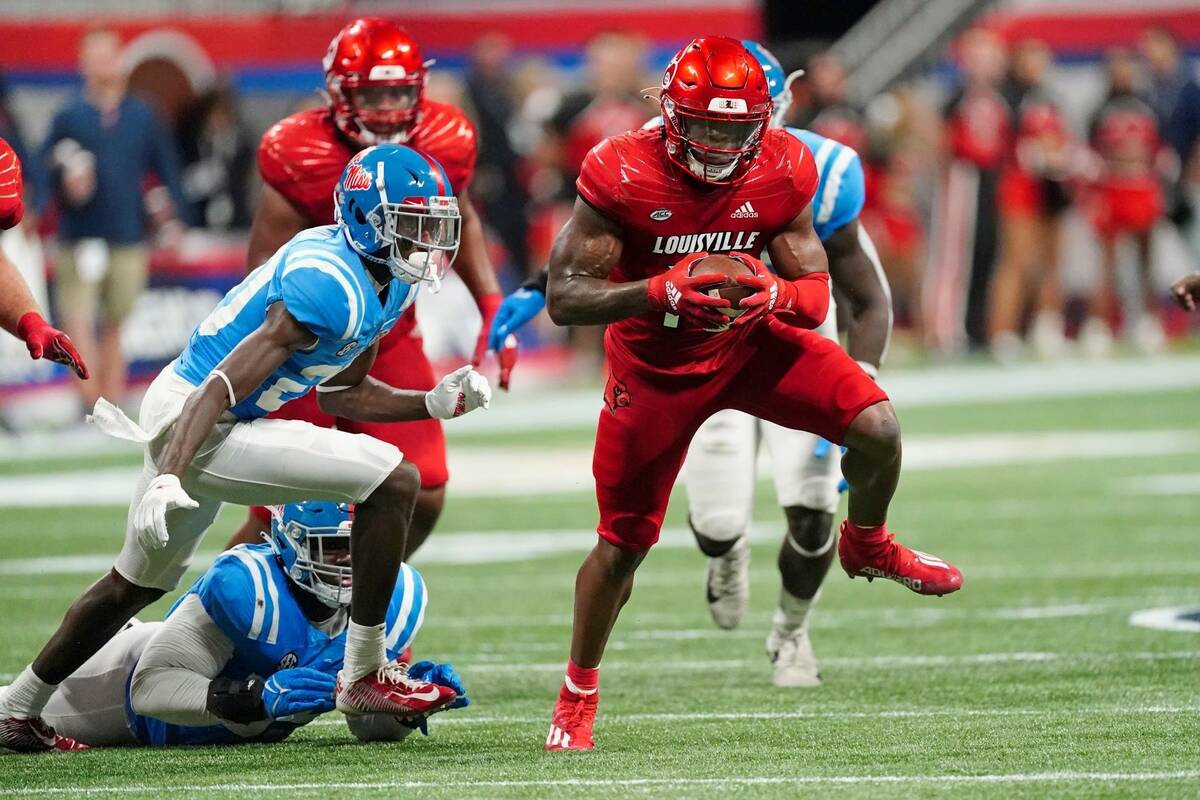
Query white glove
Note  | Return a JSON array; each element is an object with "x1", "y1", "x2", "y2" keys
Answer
[
  {"x1": 425, "y1": 365, "x2": 491, "y2": 420},
  {"x1": 134, "y1": 474, "x2": 199, "y2": 551}
]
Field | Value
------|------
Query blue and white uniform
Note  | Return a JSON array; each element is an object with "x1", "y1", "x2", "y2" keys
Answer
[
  {"x1": 35, "y1": 550, "x2": 427, "y2": 748},
  {"x1": 98, "y1": 224, "x2": 415, "y2": 592},
  {"x1": 789, "y1": 129, "x2": 865, "y2": 244},
  {"x1": 175, "y1": 225, "x2": 416, "y2": 418}
]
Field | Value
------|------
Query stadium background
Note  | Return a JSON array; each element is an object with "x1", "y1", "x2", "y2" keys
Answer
[{"x1": 2, "y1": 0, "x2": 1200, "y2": 796}]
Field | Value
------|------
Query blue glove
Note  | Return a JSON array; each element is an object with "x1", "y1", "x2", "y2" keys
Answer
[
  {"x1": 261, "y1": 667, "x2": 337, "y2": 720},
  {"x1": 487, "y1": 288, "x2": 546, "y2": 352},
  {"x1": 405, "y1": 660, "x2": 470, "y2": 735},
  {"x1": 409, "y1": 660, "x2": 470, "y2": 709}
]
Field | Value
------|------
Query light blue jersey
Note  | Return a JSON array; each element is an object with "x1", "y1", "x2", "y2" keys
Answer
[
  {"x1": 640, "y1": 118, "x2": 865, "y2": 243},
  {"x1": 788, "y1": 128, "x2": 865, "y2": 242},
  {"x1": 126, "y1": 546, "x2": 427, "y2": 746},
  {"x1": 173, "y1": 225, "x2": 418, "y2": 420}
]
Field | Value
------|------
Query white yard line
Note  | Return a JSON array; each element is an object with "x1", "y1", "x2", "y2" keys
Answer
[
  {"x1": 308, "y1": 704, "x2": 1200, "y2": 728},
  {"x1": 2, "y1": 428, "x2": 1199, "y2": 507},
  {"x1": 459, "y1": 650, "x2": 1200, "y2": 674},
  {"x1": 3, "y1": 771, "x2": 1197, "y2": 795}
]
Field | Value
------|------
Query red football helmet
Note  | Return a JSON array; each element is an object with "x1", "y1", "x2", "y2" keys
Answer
[
  {"x1": 659, "y1": 37, "x2": 772, "y2": 184},
  {"x1": 324, "y1": 18, "x2": 431, "y2": 146}
]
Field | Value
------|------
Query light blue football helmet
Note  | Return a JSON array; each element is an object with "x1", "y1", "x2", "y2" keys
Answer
[
  {"x1": 270, "y1": 501, "x2": 354, "y2": 609},
  {"x1": 334, "y1": 144, "x2": 461, "y2": 288},
  {"x1": 741, "y1": 40, "x2": 804, "y2": 129}
]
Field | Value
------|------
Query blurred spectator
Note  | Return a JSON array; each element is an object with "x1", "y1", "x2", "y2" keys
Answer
[
  {"x1": 543, "y1": 31, "x2": 651, "y2": 195},
  {"x1": 37, "y1": 28, "x2": 189, "y2": 410},
  {"x1": 177, "y1": 83, "x2": 254, "y2": 231},
  {"x1": 1139, "y1": 27, "x2": 1200, "y2": 174},
  {"x1": 1139, "y1": 26, "x2": 1200, "y2": 258},
  {"x1": 926, "y1": 28, "x2": 1011, "y2": 353},
  {"x1": 796, "y1": 52, "x2": 868, "y2": 154},
  {"x1": 466, "y1": 33, "x2": 531, "y2": 276},
  {"x1": 988, "y1": 39, "x2": 1074, "y2": 361},
  {"x1": 1081, "y1": 48, "x2": 1166, "y2": 356}
]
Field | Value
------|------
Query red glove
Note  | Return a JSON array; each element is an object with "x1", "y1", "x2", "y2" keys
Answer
[
  {"x1": 731, "y1": 252, "x2": 830, "y2": 329},
  {"x1": 0, "y1": 138, "x2": 24, "y2": 230},
  {"x1": 497, "y1": 333, "x2": 518, "y2": 391},
  {"x1": 16, "y1": 312, "x2": 89, "y2": 379},
  {"x1": 472, "y1": 293, "x2": 503, "y2": 367},
  {"x1": 646, "y1": 251, "x2": 732, "y2": 330}
]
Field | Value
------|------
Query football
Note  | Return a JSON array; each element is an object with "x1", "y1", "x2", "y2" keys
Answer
[{"x1": 688, "y1": 253, "x2": 757, "y2": 324}]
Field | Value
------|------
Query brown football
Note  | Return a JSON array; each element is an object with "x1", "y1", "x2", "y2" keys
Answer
[{"x1": 688, "y1": 254, "x2": 756, "y2": 319}]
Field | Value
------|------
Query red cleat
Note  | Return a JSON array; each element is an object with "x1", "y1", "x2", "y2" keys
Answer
[
  {"x1": 0, "y1": 716, "x2": 88, "y2": 752},
  {"x1": 545, "y1": 685, "x2": 598, "y2": 751},
  {"x1": 335, "y1": 660, "x2": 456, "y2": 718},
  {"x1": 837, "y1": 521, "x2": 963, "y2": 596}
]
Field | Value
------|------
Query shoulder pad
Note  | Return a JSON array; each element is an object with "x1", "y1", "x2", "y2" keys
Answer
[
  {"x1": 275, "y1": 252, "x2": 366, "y2": 342},
  {"x1": 195, "y1": 547, "x2": 283, "y2": 644}
]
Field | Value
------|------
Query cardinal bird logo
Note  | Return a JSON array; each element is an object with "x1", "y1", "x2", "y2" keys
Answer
[{"x1": 604, "y1": 376, "x2": 631, "y2": 414}]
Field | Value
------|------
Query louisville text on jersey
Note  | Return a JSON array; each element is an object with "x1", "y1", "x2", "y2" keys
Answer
[{"x1": 651, "y1": 230, "x2": 761, "y2": 256}]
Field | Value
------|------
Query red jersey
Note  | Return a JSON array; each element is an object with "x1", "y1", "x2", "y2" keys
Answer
[
  {"x1": 0, "y1": 137, "x2": 23, "y2": 229},
  {"x1": 945, "y1": 86, "x2": 1012, "y2": 170},
  {"x1": 258, "y1": 99, "x2": 477, "y2": 336},
  {"x1": 576, "y1": 127, "x2": 818, "y2": 376},
  {"x1": 258, "y1": 99, "x2": 477, "y2": 226}
]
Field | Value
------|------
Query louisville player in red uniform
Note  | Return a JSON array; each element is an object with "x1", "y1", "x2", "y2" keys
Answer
[
  {"x1": 0, "y1": 137, "x2": 88, "y2": 377},
  {"x1": 542, "y1": 37, "x2": 963, "y2": 751},
  {"x1": 224, "y1": 18, "x2": 503, "y2": 555}
]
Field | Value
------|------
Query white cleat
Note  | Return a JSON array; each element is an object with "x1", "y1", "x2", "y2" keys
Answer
[
  {"x1": 1030, "y1": 312, "x2": 1068, "y2": 360},
  {"x1": 1079, "y1": 317, "x2": 1114, "y2": 359},
  {"x1": 766, "y1": 626, "x2": 822, "y2": 688},
  {"x1": 1133, "y1": 315, "x2": 1166, "y2": 355},
  {"x1": 705, "y1": 537, "x2": 750, "y2": 630}
]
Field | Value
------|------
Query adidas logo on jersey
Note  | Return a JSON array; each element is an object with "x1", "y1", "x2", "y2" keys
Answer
[{"x1": 730, "y1": 201, "x2": 759, "y2": 219}]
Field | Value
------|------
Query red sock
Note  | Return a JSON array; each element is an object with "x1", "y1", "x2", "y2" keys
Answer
[
  {"x1": 846, "y1": 521, "x2": 886, "y2": 539},
  {"x1": 564, "y1": 659, "x2": 599, "y2": 696}
]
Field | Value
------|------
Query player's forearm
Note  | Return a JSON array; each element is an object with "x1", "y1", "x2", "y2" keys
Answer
[
  {"x1": 455, "y1": 195, "x2": 501, "y2": 299},
  {"x1": 155, "y1": 379, "x2": 232, "y2": 477},
  {"x1": 546, "y1": 274, "x2": 651, "y2": 326},
  {"x1": 317, "y1": 376, "x2": 431, "y2": 422},
  {"x1": 0, "y1": 255, "x2": 42, "y2": 337},
  {"x1": 843, "y1": 298, "x2": 891, "y2": 369}
]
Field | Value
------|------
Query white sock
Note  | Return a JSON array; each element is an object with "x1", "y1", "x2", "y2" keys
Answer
[
  {"x1": 0, "y1": 665, "x2": 56, "y2": 719},
  {"x1": 772, "y1": 589, "x2": 817, "y2": 636},
  {"x1": 342, "y1": 621, "x2": 387, "y2": 682}
]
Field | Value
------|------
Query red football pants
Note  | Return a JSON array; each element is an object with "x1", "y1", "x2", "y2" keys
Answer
[
  {"x1": 593, "y1": 318, "x2": 888, "y2": 553},
  {"x1": 249, "y1": 328, "x2": 447, "y2": 524}
]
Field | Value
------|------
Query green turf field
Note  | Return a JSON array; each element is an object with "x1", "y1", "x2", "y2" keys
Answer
[{"x1": 1, "y1": 381, "x2": 1199, "y2": 798}]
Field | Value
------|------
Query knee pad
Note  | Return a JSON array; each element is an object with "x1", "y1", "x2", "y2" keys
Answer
[
  {"x1": 688, "y1": 507, "x2": 749, "y2": 544},
  {"x1": 783, "y1": 508, "x2": 835, "y2": 558},
  {"x1": 600, "y1": 515, "x2": 661, "y2": 553}
]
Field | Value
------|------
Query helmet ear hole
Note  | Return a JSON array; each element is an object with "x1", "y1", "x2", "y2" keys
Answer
[{"x1": 354, "y1": 205, "x2": 367, "y2": 224}]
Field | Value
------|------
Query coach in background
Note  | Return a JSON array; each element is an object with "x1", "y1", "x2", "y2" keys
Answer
[{"x1": 38, "y1": 28, "x2": 188, "y2": 411}]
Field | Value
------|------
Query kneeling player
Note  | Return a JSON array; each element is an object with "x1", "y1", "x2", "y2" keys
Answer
[
  {"x1": 19, "y1": 501, "x2": 467, "y2": 748},
  {"x1": 0, "y1": 145, "x2": 489, "y2": 751}
]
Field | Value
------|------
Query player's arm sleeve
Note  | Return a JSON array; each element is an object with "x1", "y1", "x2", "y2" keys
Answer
[
  {"x1": 129, "y1": 594, "x2": 235, "y2": 726},
  {"x1": 574, "y1": 138, "x2": 625, "y2": 223},
  {"x1": 817, "y1": 149, "x2": 866, "y2": 239},
  {"x1": 273, "y1": 262, "x2": 360, "y2": 343}
]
